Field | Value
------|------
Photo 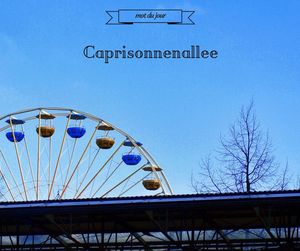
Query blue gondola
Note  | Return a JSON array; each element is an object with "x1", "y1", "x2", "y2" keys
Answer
[
  {"x1": 122, "y1": 154, "x2": 142, "y2": 165},
  {"x1": 67, "y1": 113, "x2": 86, "y2": 120},
  {"x1": 123, "y1": 140, "x2": 143, "y2": 147},
  {"x1": 6, "y1": 131, "x2": 24, "y2": 142},
  {"x1": 67, "y1": 127, "x2": 86, "y2": 138},
  {"x1": 5, "y1": 117, "x2": 25, "y2": 125}
]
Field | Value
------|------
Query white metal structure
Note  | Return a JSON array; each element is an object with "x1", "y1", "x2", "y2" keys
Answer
[{"x1": 0, "y1": 107, "x2": 173, "y2": 201}]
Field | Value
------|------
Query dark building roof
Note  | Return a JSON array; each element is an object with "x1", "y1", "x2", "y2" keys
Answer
[{"x1": 1, "y1": 190, "x2": 300, "y2": 250}]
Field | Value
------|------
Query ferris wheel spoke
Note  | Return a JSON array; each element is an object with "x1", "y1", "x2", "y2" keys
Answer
[
  {"x1": 75, "y1": 148, "x2": 100, "y2": 195},
  {"x1": 48, "y1": 113, "x2": 72, "y2": 200},
  {"x1": 21, "y1": 125, "x2": 36, "y2": 196},
  {"x1": 48, "y1": 136, "x2": 52, "y2": 196},
  {"x1": 75, "y1": 141, "x2": 124, "y2": 199},
  {"x1": 91, "y1": 161, "x2": 122, "y2": 198},
  {"x1": 101, "y1": 164, "x2": 147, "y2": 198},
  {"x1": 60, "y1": 124, "x2": 100, "y2": 199},
  {"x1": 0, "y1": 150, "x2": 23, "y2": 200},
  {"x1": 37, "y1": 111, "x2": 41, "y2": 200},
  {"x1": 63, "y1": 138, "x2": 78, "y2": 187},
  {"x1": 9, "y1": 117, "x2": 28, "y2": 201},
  {"x1": 90, "y1": 147, "x2": 134, "y2": 198},
  {"x1": 118, "y1": 172, "x2": 151, "y2": 197},
  {"x1": 0, "y1": 168, "x2": 15, "y2": 201}
]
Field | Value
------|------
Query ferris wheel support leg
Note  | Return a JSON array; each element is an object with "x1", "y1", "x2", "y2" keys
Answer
[
  {"x1": 48, "y1": 113, "x2": 72, "y2": 200},
  {"x1": 9, "y1": 117, "x2": 28, "y2": 201},
  {"x1": 75, "y1": 140, "x2": 124, "y2": 199},
  {"x1": 60, "y1": 124, "x2": 100, "y2": 199}
]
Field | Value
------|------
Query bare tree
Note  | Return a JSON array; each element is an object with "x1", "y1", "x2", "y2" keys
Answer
[{"x1": 192, "y1": 101, "x2": 289, "y2": 193}]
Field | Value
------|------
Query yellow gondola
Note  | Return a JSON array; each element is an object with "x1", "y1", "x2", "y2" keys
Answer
[
  {"x1": 143, "y1": 165, "x2": 162, "y2": 172},
  {"x1": 36, "y1": 126, "x2": 55, "y2": 138},
  {"x1": 142, "y1": 179, "x2": 161, "y2": 190},
  {"x1": 36, "y1": 113, "x2": 56, "y2": 120},
  {"x1": 97, "y1": 123, "x2": 114, "y2": 131},
  {"x1": 96, "y1": 137, "x2": 115, "y2": 149}
]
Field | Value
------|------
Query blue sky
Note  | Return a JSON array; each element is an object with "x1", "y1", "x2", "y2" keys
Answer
[{"x1": 0, "y1": 0, "x2": 300, "y2": 194}]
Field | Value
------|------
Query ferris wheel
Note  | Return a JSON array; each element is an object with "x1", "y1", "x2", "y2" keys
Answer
[{"x1": 0, "y1": 107, "x2": 173, "y2": 202}]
